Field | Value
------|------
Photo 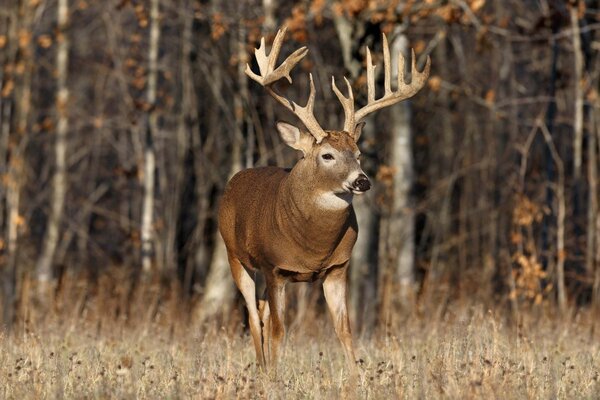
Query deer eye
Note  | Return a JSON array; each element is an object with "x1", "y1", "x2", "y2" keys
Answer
[{"x1": 321, "y1": 153, "x2": 335, "y2": 161}]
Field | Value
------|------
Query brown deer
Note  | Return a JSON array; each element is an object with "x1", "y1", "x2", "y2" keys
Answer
[{"x1": 218, "y1": 27, "x2": 430, "y2": 373}]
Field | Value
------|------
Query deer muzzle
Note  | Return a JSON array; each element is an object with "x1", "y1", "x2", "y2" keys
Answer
[{"x1": 352, "y1": 174, "x2": 371, "y2": 193}]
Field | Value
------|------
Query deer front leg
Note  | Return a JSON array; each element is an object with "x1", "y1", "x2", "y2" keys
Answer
[
  {"x1": 265, "y1": 271, "x2": 286, "y2": 370},
  {"x1": 228, "y1": 255, "x2": 266, "y2": 368},
  {"x1": 323, "y1": 262, "x2": 358, "y2": 375}
]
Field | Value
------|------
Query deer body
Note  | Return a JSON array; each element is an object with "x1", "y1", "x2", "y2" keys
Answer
[
  {"x1": 220, "y1": 139, "x2": 361, "y2": 276},
  {"x1": 218, "y1": 27, "x2": 429, "y2": 373},
  {"x1": 219, "y1": 167, "x2": 358, "y2": 276}
]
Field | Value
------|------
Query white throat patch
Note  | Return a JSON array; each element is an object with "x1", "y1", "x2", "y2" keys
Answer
[{"x1": 315, "y1": 192, "x2": 353, "y2": 210}]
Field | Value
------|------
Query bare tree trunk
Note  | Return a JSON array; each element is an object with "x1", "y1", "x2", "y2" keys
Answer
[
  {"x1": 141, "y1": 0, "x2": 160, "y2": 274},
  {"x1": 570, "y1": 2, "x2": 584, "y2": 179},
  {"x1": 387, "y1": 31, "x2": 415, "y2": 308},
  {"x1": 3, "y1": 0, "x2": 37, "y2": 327},
  {"x1": 428, "y1": 28, "x2": 452, "y2": 288},
  {"x1": 587, "y1": 110, "x2": 598, "y2": 277},
  {"x1": 540, "y1": 123, "x2": 566, "y2": 313},
  {"x1": 36, "y1": 0, "x2": 70, "y2": 292},
  {"x1": 262, "y1": 0, "x2": 276, "y2": 32},
  {"x1": 593, "y1": 105, "x2": 600, "y2": 307},
  {"x1": 0, "y1": 4, "x2": 17, "y2": 330},
  {"x1": 350, "y1": 122, "x2": 377, "y2": 331},
  {"x1": 161, "y1": 0, "x2": 194, "y2": 276}
]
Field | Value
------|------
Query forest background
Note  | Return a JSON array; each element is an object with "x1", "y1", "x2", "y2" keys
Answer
[{"x1": 1, "y1": 1, "x2": 600, "y2": 396}]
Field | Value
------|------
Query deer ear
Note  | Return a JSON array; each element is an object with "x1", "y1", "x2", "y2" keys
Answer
[
  {"x1": 277, "y1": 122, "x2": 313, "y2": 155},
  {"x1": 353, "y1": 121, "x2": 366, "y2": 142}
]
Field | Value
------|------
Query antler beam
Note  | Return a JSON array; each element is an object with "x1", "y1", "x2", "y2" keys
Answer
[
  {"x1": 245, "y1": 28, "x2": 328, "y2": 143},
  {"x1": 334, "y1": 34, "x2": 431, "y2": 137}
]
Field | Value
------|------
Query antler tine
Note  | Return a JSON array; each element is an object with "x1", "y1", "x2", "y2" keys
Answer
[
  {"x1": 366, "y1": 47, "x2": 376, "y2": 103},
  {"x1": 332, "y1": 76, "x2": 355, "y2": 134},
  {"x1": 245, "y1": 28, "x2": 328, "y2": 143},
  {"x1": 289, "y1": 73, "x2": 328, "y2": 143},
  {"x1": 383, "y1": 34, "x2": 391, "y2": 96},
  {"x1": 354, "y1": 37, "x2": 431, "y2": 125}
]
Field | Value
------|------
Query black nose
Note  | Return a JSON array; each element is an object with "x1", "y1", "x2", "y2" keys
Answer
[{"x1": 353, "y1": 174, "x2": 371, "y2": 192}]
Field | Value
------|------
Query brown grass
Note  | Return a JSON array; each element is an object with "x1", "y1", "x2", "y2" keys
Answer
[{"x1": 2, "y1": 296, "x2": 600, "y2": 399}]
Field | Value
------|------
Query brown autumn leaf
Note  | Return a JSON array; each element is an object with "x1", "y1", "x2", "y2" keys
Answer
[
  {"x1": 376, "y1": 165, "x2": 397, "y2": 186},
  {"x1": 485, "y1": 89, "x2": 495, "y2": 105},
  {"x1": 469, "y1": 0, "x2": 486, "y2": 13},
  {"x1": 0, "y1": 35, "x2": 7, "y2": 49},
  {"x1": 37, "y1": 34, "x2": 53, "y2": 48},
  {"x1": 436, "y1": 5, "x2": 455, "y2": 23},
  {"x1": 18, "y1": 30, "x2": 32, "y2": 48},
  {"x1": 310, "y1": 0, "x2": 326, "y2": 25},
  {"x1": 1, "y1": 80, "x2": 14, "y2": 97},
  {"x1": 124, "y1": 58, "x2": 137, "y2": 68},
  {"x1": 413, "y1": 40, "x2": 426, "y2": 54},
  {"x1": 428, "y1": 75, "x2": 442, "y2": 93},
  {"x1": 15, "y1": 61, "x2": 26, "y2": 75},
  {"x1": 93, "y1": 116, "x2": 104, "y2": 129},
  {"x1": 14, "y1": 213, "x2": 25, "y2": 227},
  {"x1": 211, "y1": 13, "x2": 227, "y2": 41},
  {"x1": 132, "y1": 76, "x2": 146, "y2": 90},
  {"x1": 331, "y1": 2, "x2": 344, "y2": 16}
]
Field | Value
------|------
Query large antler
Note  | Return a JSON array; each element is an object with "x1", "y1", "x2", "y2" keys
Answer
[
  {"x1": 332, "y1": 34, "x2": 431, "y2": 137},
  {"x1": 245, "y1": 27, "x2": 328, "y2": 143}
]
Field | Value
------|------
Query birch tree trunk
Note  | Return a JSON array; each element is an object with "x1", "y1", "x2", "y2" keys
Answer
[
  {"x1": 36, "y1": 0, "x2": 70, "y2": 291},
  {"x1": 262, "y1": 0, "x2": 276, "y2": 32},
  {"x1": 386, "y1": 31, "x2": 416, "y2": 309},
  {"x1": 570, "y1": 2, "x2": 584, "y2": 179},
  {"x1": 141, "y1": 0, "x2": 160, "y2": 274}
]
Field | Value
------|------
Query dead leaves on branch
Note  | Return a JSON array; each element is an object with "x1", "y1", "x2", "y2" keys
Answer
[{"x1": 510, "y1": 194, "x2": 552, "y2": 306}]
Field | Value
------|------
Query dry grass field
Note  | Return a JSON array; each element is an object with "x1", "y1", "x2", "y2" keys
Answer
[{"x1": 2, "y1": 296, "x2": 600, "y2": 399}]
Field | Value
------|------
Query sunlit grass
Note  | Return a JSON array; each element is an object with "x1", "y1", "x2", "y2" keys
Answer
[{"x1": 2, "y1": 304, "x2": 599, "y2": 399}]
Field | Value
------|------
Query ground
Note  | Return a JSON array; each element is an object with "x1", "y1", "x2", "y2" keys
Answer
[{"x1": 2, "y1": 303, "x2": 599, "y2": 399}]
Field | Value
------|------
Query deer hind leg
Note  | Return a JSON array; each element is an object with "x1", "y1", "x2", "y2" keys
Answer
[
  {"x1": 323, "y1": 262, "x2": 358, "y2": 375},
  {"x1": 265, "y1": 272, "x2": 286, "y2": 369},
  {"x1": 228, "y1": 254, "x2": 266, "y2": 368},
  {"x1": 258, "y1": 289, "x2": 270, "y2": 363}
]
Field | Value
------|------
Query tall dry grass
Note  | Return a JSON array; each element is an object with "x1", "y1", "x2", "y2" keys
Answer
[{"x1": 2, "y1": 272, "x2": 600, "y2": 399}]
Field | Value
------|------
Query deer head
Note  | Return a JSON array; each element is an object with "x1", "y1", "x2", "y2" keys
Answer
[{"x1": 245, "y1": 28, "x2": 430, "y2": 207}]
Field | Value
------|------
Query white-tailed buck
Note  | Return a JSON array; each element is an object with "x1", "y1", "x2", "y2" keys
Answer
[{"x1": 219, "y1": 27, "x2": 430, "y2": 373}]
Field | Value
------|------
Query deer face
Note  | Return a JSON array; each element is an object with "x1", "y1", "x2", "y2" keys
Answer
[{"x1": 277, "y1": 122, "x2": 370, "y2": 208}]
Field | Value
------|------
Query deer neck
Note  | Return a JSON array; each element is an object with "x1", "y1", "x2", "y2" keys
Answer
[{"x1": 275, "y1": 163, "x2": 352, "y2": 258}]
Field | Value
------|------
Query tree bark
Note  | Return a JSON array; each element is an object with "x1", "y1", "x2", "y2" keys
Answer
[
  {"x1": 349, "y1": 121, "x2": 378, "y2": 332},
  {"x1": 587, "y1": 110, "x2": 597, "y2": 281},
  {"x1": 141, "y1": 0, "x2": 160, "y2": 274},
  {"x1": 36, "y1": 0, "x2": 70, "y2": 292},
  {"x1": 387, "y1": 31, "x2": 416, "y2": 308},
  {"x1": 540, "y1": 123, "x2": 567, "y2": 313},
  {"x1": 570, "y1": 2, "x2": 584, "y2": 179}
]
